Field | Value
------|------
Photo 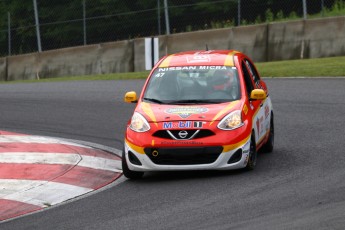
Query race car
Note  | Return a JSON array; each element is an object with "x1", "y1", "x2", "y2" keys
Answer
[{"x1": 122, "y1": 50, "x2": 274, "y2": 179}]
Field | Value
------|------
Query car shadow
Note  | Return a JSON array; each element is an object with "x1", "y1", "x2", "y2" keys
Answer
[
  {"x1": 130, "y1": 168, "x2": 250, "y2": 183},
  {"x1": 123, "y1": 148, "x2": 291, "y2": 183}
]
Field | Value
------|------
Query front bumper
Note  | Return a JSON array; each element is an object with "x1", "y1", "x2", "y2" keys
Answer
[{"x1": 124, "y1": 138, "x2": 251, "y2": 172}]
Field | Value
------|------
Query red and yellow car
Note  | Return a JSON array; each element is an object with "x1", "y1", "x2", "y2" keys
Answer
[{"x1": 123, "y1": 50, "x2": 274, "y2": 179}]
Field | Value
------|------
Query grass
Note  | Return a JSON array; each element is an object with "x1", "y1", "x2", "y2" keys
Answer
[
  {"x1": 1, "y1": 56, "x2": 344, "y2": 84},
  {"x1": 256, "y1": 56, "x2": 345, "y2": 77}
]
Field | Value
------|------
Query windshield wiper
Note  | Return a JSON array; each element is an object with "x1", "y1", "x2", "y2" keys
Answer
[{"x1": 143, "y1": 97, "x2": 164, "y2": 104}]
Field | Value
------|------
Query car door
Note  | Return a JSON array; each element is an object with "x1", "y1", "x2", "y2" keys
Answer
[{"x1": 241, "y1": 59, "x2": 269, "y2": 144}]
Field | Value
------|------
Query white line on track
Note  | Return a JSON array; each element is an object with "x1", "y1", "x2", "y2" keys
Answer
[
  {"x1": 0, "y1": 135, "x2": 92, "y2": 148},
  {"x1": 0, "y1": 152, "x2": 121, "y2": 172},
  {"x1": 0, "y1": 179, "x2": 92, "y2": 207},
  {"x1": 78, "y1": 155, "x2": 122, "y2": 172},
  {"x1": 0, "y1": 152, "x2": 81, "y2": 165}
]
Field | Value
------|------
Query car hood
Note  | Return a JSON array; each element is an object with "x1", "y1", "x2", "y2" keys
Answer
[{"x1": 136, "y1": 101, "x2": 242, "y2": 123}]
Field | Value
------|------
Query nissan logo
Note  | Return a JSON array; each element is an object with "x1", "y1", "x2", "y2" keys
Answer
[{"x1": 178, "y1": 130, "x2": 188, "y2": 139}]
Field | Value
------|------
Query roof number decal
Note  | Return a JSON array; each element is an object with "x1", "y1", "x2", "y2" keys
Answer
[{"x1": 187, "y1": 54, "x2": 211, "y2": 63}]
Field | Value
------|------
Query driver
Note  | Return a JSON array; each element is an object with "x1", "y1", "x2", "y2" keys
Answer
[
  {"x1": 209, "y1": 69, "x2": 235, "y2": 91},
  {"x1": 207, "y1": 69, "x2": 239, "y2": 99}
]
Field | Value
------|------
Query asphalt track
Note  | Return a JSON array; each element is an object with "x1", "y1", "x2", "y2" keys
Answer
[{"x1": 0, "y1": 78, "x2": 345, "y2": 229}]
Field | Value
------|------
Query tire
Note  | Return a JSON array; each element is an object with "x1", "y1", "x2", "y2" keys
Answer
[
  {"x1": 245, "y1": 132, "x2": 257, "y2": 170},
  {"x1": 122, "y1": 150, "x2": 144, "y2": 179},
  {"x1": 261, "y1": 113, "x2": 274, "y2": 153}
]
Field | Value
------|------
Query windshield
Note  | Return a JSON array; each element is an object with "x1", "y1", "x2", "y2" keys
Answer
[{"x1": 143, "y1": 66, "x2": 241, "y2": 104}]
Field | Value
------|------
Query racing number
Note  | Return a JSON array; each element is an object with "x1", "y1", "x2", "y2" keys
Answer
[
  {"x1": 187, "y1": 53, "x2": 211, "y2": 63},
  {"x1": 154, "y1": 73, "x2": 165, "y2": 78}
]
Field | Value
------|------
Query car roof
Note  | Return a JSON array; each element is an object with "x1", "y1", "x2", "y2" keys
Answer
[{"x1": 158, "y1": 50, "x2": 241, "y2": 68}]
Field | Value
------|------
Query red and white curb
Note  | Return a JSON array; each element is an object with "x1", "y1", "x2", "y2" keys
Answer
[{"x1": 0, "y1": 130, "x2": 123, "y2": 221}]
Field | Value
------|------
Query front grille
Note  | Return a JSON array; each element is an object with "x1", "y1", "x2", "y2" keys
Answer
[
  {"x1": 152, "y1": 129, "x2": 215, "y2": 140},
  {"x1": 144, "y1": 146, "x2": 223, "y2": 165}
]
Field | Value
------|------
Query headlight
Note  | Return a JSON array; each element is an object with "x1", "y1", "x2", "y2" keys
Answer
[
  {"x1": 217, "y1": 110, "x2": 243, "y2": 130},
  {"x1": 129, "y1": 112, "x2": 150, "y2": 132}
]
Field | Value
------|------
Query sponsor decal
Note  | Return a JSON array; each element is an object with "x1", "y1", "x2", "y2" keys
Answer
[
  {"x1": 194, "y1": 121, "x2": 203, "y2": 128},
  {"x1": 265, "y1": 105, "x2": 270, "y2": 119},
  {"x1": 160, "y1": 141, "x2": 204, "y2": 145},
  {"x1": 157, "y1": 66, "x2": 227, "y2": 72},
  {"x1": 244, "y1": 155, "x2": 249, "y2": 165},
  {"x1": 158, "y1": 66, "x2": 197, "y2": 72},
  {"x1": 256, "y1": 116, "x2": 265, "y2": 136},
  {"x1": 259, "y1": 116, "x2": 265, "y2": 135},
  {"x1": 165, "y1": 107, "x2": 208, "y2": 119},
  {"x1": 265, "y1": 122, "x2": 270, "y2": 132},
  {"x1": 163, "y1": 121, "x2": 191, "y2": 129},
  {"x1": 163, "y1": 122, "x2": 173, "y2": 129},
  {"x1": 255, "y1": 81, "x2": 262, "y2": 88},
  {"x1": 163, "y1": 121, "x2": 205, "y2": 129},
  {"x1": 256, "y1": 118, "x2": 260, "y2": 136},
  {"x1": 198, "y1": 66, "x2": 227, "y2": 70}
]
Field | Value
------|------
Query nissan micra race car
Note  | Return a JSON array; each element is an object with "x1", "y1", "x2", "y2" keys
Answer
[{"x1": 123, "y1": 50, "x2": 274, "y2": 179}]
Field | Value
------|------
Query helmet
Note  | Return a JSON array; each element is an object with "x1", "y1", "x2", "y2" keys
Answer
[{"x1": 209, "y1": 69, "x2": 233, "y2": 91}]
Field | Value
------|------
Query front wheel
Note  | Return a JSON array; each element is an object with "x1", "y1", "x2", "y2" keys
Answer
[
  {"x1": 122, "y1": 150, "x2": 144, "y2": 179},
  {"x1": 245, "y1": 132, "x2": 257, "y2": 170}
]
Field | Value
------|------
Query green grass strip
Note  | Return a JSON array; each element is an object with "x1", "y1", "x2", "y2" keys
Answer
[
  {"x1": 257, "y1": 56, "x2": 345, "y2": 77},
  {"x1": 1, "y1": 56, "x2": 344, "y2": 84}
]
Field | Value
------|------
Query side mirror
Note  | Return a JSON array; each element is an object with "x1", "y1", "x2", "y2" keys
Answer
[
  {"x1": 250, "y1": 89, "x2": 267, "y2": 100},
  {"x1": 124, "y1": 91, "x2": 138, "y2": 103}
]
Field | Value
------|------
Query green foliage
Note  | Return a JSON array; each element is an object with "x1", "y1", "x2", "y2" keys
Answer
[
  {"x1": 1, "y1": 0, "x2": 345, "y2": 57},
  {"x1": 276, "y1": 10, "x2": 284, "y2": 21},
  {"x1": 332, "y1": 0, "x2": 345, "y2": 11},
  {"x1": 255, "y1": 15, "x2": 262, "y2": 24},
  {"x1": 265, "y1": 9, "x2": 274, "y2": 22},
  {"x1": 288, "y1": 11, "x2": 299, "y2": 20}
]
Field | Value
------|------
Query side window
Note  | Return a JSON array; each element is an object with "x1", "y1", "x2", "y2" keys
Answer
[
  {"x1": 241, "y1": 61, "x2": 254, "y2": 96},
  {"x1": 245, "y1": 59, "x2": 261, "y2": 88}
]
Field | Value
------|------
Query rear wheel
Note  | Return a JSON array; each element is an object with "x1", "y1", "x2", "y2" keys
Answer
[
  {"x1": 122, "y1": 150, "x2": 144, "y2": 179},
  {"x1": 261, "y1": 113, "x2": 274, "y2": 153},
  {"x1": 245, "y1": 132, "x2": 257, "y2": 170}
]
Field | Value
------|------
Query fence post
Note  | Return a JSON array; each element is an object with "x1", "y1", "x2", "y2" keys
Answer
[
  {"x1": 321, "y1": 0, "x2": 325, "y2": 17},
  {"x1": 7, "y1": 12, "x2": 11, "y2": 56},
  {"x1": 157, "y1": 0, "x2": 161, "y2": 35},
  {"x1": 302, "y1": 0, "x2": 307, "y2": 19},
  {"x1": 83, "y1": 0, "x2": 87, "y2": 45},
  {"x1": 237, "y1": 0, "x2": 241, "y2": 26},
  {"x1": 33, "y1": 0, "x2": 42, "y2": 52},
  {"x1": 164, "y1": 0, "x2": 170, "y2": 35}
]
